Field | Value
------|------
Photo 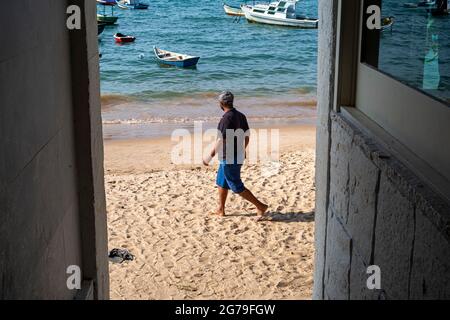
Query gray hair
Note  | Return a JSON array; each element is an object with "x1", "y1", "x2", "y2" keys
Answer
[{"x1": 218, "y1": 91, "x2": 234, "y2": 107}]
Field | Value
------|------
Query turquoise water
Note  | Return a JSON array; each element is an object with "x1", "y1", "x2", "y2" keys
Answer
[{"x1": 98, "y1": 0, "x2": 318, "y2": 139}]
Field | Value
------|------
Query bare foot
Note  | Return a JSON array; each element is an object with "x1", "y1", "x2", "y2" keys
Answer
[
  {"x1": 257, "y1": 204, "x2": 268, "y2": 216},
  {"x1": 210, "y1": 210, "x2": 225, "y2": 217},
  {"x1": 255, "y1": 204, "x2": 269, "y2": 221}
]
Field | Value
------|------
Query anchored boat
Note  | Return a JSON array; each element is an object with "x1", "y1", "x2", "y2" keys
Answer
[
  {"x1": 241, "y1": 0, "x2": 318, "y2": 28},
  {"x1": 114, "y1": 33, "x2": 136, "y2": 43},
  {"x1": 405, "y1": 0, "x2": 449, "y2": 14},
  {"x1": 381, "y1": 16, "x2": 395, "y2": 32},
  {"x1": 153, "y1": 47, "x2": 200, "y2": 68},
  {"x1": 97, "y1": 0, "x2": 119, "y2": 25},
  {"x1": 117, "y1": 0, "x2": 149, "y2": 10},
  {"x1": 97, "y1": 0, "x2": 117, "y2": 5},
  {"x1": 404, "y1": 0, "x2": 436, "y2": 8},
  {"x1": 97, "y1": 14, "x2": 119, "y2": 25},
  {"x1": 223, "y1": 3, "x2": 245, "y2": 16}
]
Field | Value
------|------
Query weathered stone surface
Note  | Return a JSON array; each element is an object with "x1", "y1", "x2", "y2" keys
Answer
[
  {"x1": 347, "y1": 145, "x2": 379, "y2": 264},
  {"x1": 313, "y1": 0, "x2": 339, "y2": 300},
  {"x1": 374, "y1": 173, "x2": 415, "y2": 299},
  {"x1": 349, "y1": 251, "x2": 382, "y2": 300},
  {"x1": 319, "y1": 113, "x2": 450, "y2": 300},
  {"x1": 329, "y1": 121, "x2": 353, "y2": 222},
  {"x1": 324, "y1": 212, "x2": 352, "y2": 300},
  {"x1": 410, "y1": 210, "x2": 450, "y2": 299}
]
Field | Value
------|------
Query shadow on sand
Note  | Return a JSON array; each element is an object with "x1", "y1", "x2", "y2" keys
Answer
[{"x1": 225, "y1": 211, "x2": 315, "y2": 223}]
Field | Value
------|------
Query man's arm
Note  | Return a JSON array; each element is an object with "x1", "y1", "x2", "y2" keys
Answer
[
  {"x1": 204, "y1": 117, "x2": 228, "y2": 166},
  {"x1": 210, "y1": 138, "x2": 223, "y2": 159},
  {"x1": 203, "y1": 138, "x2": 223, "y2": 166},
  {"x1": 243, "y1": 134, "x2": 250, "y2": 160},
  {"x1": 244, "y1": 116, "x2": 250, "y2": 149}
]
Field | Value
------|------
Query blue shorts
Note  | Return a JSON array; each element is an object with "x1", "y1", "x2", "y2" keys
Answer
[{"x1": 216, "y1": 162, "x2": 245, "y2": 194}]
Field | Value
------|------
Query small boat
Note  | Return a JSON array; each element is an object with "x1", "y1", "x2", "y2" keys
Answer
[
  {"x1": 241, "y1": 0, "x2": 318, "y2": 29},
  {"x1": 381, "y1": 16, "x2": 395, "y2": 32},
  {"x1": 418, "y1": 0, "x2": 437, "y2": 7},
  {"x1": 97, "y1": 0, "x2": 117, "y2": 5},
  {"x1": 114, "y1": 33, "x2": 136, "y2": 43},
  {"x1": 153, "y1": 46, "x2": 200, "y2": 68},
  {"x1": 223, "y1": 3, "x2": 245, "y2": 16},
  {"x1": 403, "y1": 0, "x2": 437, "y2": 9},
  {"x1": 97, "y1": 14, "x2": 119, "y2": 25},
  {"x1": 98, "y1": 23, "x2": 106, "y2": 35},
  {"x1": 97, "y1": 0, "x2": 119, "y2": 25},
  {"x1": 117, "y1": 0, "x2": 149, "y2": 10}
]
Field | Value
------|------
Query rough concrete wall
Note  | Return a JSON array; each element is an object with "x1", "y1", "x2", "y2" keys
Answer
[
  {"x1": 316, "y1": 112, "x2": 450, "y2": 299},
  {"x1": 0, "y1": 1, "x2": 108, "y2": 299},
  {"x1": 313, "y1": 0, "x2": 339, "y2": 299}
]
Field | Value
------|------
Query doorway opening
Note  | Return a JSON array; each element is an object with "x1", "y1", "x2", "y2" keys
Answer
[{"x1": 98, "y1": 0, "x2": 318, "y2": 300}]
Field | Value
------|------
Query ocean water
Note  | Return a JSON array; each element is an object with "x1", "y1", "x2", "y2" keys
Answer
[{"x1": 98, "y1": 0, "x2": 319, "y2": 139}]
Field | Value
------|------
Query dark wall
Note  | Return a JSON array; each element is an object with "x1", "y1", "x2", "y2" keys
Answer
[{"x1": 0, "y1": 0, "x2": 108, "y2": 299}]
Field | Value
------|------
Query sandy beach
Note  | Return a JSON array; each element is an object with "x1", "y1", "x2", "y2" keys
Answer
[{"x1": 105, "y1": 125, "x2": 316, "y2": 300}]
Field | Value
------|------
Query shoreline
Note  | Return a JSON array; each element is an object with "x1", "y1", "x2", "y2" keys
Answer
[
  {"x1": 104, "y1": 123, "x2": 316, "y2": 174},
  {"x1": 100, "y1": 92, "x2": 317, "y2": 141}
]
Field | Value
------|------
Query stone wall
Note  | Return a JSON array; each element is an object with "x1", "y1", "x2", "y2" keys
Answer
[
  {"x1": 0, "y1": 0, "x2": 108, "y2": 299},
  {"x1": 314, "y1": 0, "x2": 450, "y2": 300},
  {"x1": 316, "y1": 113, "x2": 450, "y2": 299}
]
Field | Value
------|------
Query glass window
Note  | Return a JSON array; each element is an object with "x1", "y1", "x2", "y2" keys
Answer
[
  {"x1": 286, "y1": 5, "x2": 295, "y2": 14},
  {"x1": 278, "y1": 1, "x2": 287, "y2": 7},
  {"x1": 361, "y1": 0, "x2": 450, "y2": 106}
]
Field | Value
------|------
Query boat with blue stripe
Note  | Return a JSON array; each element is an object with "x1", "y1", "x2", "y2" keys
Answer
[{"x1": 153, "y1": 47, "x2": 200, "y2": 68}]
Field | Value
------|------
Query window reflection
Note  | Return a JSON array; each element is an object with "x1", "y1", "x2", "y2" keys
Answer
[{"x1": 366, "y1": 0, "x2": 450, "y2": 105}]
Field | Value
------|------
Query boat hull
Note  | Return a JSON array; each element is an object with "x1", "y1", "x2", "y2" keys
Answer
[
  {"x1": 114, "y1": 36, "x2": 136, "y2": 43},
  {"x1": 117, "y1": 2, "x2": 149, "y2": 10},
  {"x1": 157, "y1": 57, "x2": 200, "y2": 68},
  {"x1": 223, "y1": 4, "x2": 245, "y2": 16},
  {"x1": 153, "y1": 47, "x2": 200, "y2": 68},
  {"x1": 97, "y1": 14, "x2": 118, "y2": 25},
  {"x1": 97, "y1": 0, "x2": 116, "y2": 5},
  {"x1": 403, "y1": 1, "x2": 438, "y2": 9},
  {"x1": 242, "y1": 6, "x2": 318, "y2": 28}
]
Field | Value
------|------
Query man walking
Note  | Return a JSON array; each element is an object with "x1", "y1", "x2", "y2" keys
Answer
[{"x1": 203, "y1": 91, "x2": 268, "y2": 219}]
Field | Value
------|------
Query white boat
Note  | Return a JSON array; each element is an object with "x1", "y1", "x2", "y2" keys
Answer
[
  {"x1": 223, "y1": 3, "x2": 245, "y2": 17},
  {"x1": 403, "y1": 0, "x2": 436, "y2": 9},
  {"x1": 117, "y1": 0, "x2": 149, "y2": 10},
  {"x1": 241, "y1": 0, "x2": 318, "y2": 28},
  {"x1": 153, "y1": 47, "x2": 200, "y2": 68}
]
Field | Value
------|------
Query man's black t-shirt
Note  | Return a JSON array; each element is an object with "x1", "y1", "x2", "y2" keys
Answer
[{"x1": 217, "y1": 108, "x2": 250, "y2": 163}]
